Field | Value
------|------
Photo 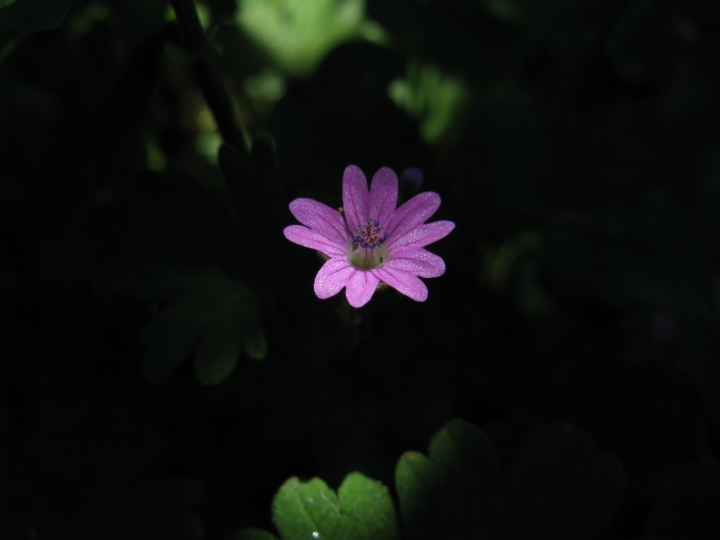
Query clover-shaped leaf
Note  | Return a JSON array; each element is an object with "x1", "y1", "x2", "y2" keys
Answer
[
  {"x1": 237, "y1": 0, "x2": 382, "y2": 76},
  {"x1": 239, "y1": 421, "x2": 623, "y2": 540},
  {"x1": 477, "y1": 423, "x2": 624, "y2": 540},
  {"x1": 138, "y1": 269, "x2": 265, "y2": 385},
  {"x1": 396, "y1": 419, "x2": 502, "y2": 540},
  {"x1": 272, "y1": 473, "x2": 398, "y2": 540}
]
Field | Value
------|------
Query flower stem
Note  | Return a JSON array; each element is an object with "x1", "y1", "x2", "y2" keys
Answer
[
  {"x1": 338, "y1": 298, "x2": 361, "y2": 354},
  {"x1": 170, "y1": 0, "x2": 249, "y2": 155}
]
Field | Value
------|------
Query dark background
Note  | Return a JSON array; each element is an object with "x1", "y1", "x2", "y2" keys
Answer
[{"x1": 2, "y1": 0, "x2": 720, "y2": 538}]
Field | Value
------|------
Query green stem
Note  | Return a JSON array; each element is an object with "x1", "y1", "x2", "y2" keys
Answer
[{"x1": 170, "y1": 0, "x2": 249, "y2": 155}]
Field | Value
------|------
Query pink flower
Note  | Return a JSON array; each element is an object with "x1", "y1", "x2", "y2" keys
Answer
[{"x1": 283, "y1": 165, "x2": 455, "y2": 308}]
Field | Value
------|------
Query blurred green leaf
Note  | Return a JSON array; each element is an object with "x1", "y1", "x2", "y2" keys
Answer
[
  {"x1": 238, "y1": 421, "x2": 624, "y2": 540},
  {"x1": 192, "y1": 295, "x2": 245, "y2": 385},
  {"x1": 336, "y1": 472, "x2": 399, "y2": 539},
  {"x1": 483, "y1": 0, "x2": 522, "y2": 22},
  {"x1": 242, "y1": 322, "x2": 268, "y2": 360},
  {"x1": 388, "y1": 60, "x2": 469, "y2": 144},
  {"x1": 396, "y1": 419, "x2": 502, "y2": 540},
  {"x1": 138, "y1": 269, "x2": 262, "y2": 385},
  {"x1": 273, "y1": 473, "x2": 398, "y2": 540},
  {"x1": 477, "y1": 423, "x2": 624, "y2": 540},
  {"x1": 237, "y1": 0, "x2": 386, "y2": 76},
  {"x1": 0, "y1": 0, "x2": 72, "y2": 32},
  {"x1": 646, "y1": 459, "x2": 720, "y2": 540},
  {"x1": 106, "y1": 168, "x2": 267, "y2": 386}
]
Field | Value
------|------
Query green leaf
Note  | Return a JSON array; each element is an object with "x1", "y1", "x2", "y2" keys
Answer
[
  {"x1": 273, "y1": 477, "x2": 343, "y2": 540},
  {"x1": 477, "y1": 423, "x2": 624, "y2": 540},
  {"x1": 261, "y1": 421, "x2": 622, "y2": 540},
  {"x1": 646, "y1": 459, "x2": 720, "y2": 540},
  {"x1": 139, "y1": 294, "x2": 215, "y2": 384},
  {"x1": 108, "y1": 168, "x2": 266, "y2": 386},
  {"x1": 337, "y1": 472, "x2": 399, "y2": 539},
  {"x1": 396, "y1": 419, "x2": 502, "y2": 540},
  {"x1": 237, "y1": 0, "x2": 384, "y2": 76},
  {"x1": 226, "y1": 529, "x2": 280, "y2": 540},
  {"x1": 0, "y1": 0, "x2": 72, "y2": 33},
  {"x1": 388, "y1": 61, "x2": 468, "y2": 144},
  {"x1": 192, "y1": 303, "x2": 243, "y2": 385},
  {"x1": 243, "y1": 322, "x2": 267, "y2": 361},
  {"x1": 395, "y1": 452, "x2": 443, "y2": 540},
  {"x1": 138, "y1": 270, "x2": 260, "y2": 385},
  {"x1": 273, "y1": 473, "x2": 399, "y2": 540}
]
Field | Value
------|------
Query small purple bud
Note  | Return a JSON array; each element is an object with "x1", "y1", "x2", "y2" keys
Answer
[{"x1": 400, "y1": 167, "x2": 423, "y2": 192}]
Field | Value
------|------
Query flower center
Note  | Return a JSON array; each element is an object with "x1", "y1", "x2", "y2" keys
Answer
[
  {"x1": 353, "y1": 219, "x2": 388, "y2": 249},
  {"x1": 349, "y1": 218, "x2": 389, "y2": 270}
]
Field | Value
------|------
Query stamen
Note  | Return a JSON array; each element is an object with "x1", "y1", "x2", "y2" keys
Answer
[{"x1": 353, "y1": 218, "x2": 389, "y2": 249}]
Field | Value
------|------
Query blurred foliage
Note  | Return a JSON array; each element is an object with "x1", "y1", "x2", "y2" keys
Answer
[
  {"x1": 104, "y1": 145, "x2": 279, "y2": 385},
  {"x1": 236, "y1": 0, "x2": 387, "y2": 76},
  {"x1": 2, "y1": 0, "x2": 720, "y2": 538},
  {"x1": 137, "y1": 268, "x2": 265, "y2": 385},
  {"x1": 388, "y1": 60, "x2": 469, "y2": 143},
  {"x1": 233, "y1": 420, "x2": 623, "y2": 540},
  {"x1": 0, "y1": 0, "x2": 72, "y2": 33}
]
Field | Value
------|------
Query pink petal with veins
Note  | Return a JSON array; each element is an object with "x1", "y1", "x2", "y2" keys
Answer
[
  {"x1": 385, "y1": 192, "x2": 441, "y2": 242},
  {"x1": 314, "y1": 257, "x2": 356, "y2": 299},
  {"x1": 372, "y1": 266, "x2": 429, "y2": 302},
  {"x1": 342, "y1": 165, "x2": 369, "y2": 231},
  {"x1": 385, "y1": 247, "x2": 446, "y2": 278},
  {"x1": 289, "y1": 198, "x2": 348, "y2": 246},
  {"x1": 283, "y1": 225, "x2": 347, "y2": 257},
  {"x1": 368, "y1": 167, "x2": 398, "y2": 226},
  {"x1": 387, "y1": 220, "x2": 455, "y2": 250},
  {"x1": 345, "y1": 270, "x2": 381, "y2": 308}
]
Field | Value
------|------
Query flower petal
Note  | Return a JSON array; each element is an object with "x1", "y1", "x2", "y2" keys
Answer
[
  {"x1": 385, "y1": 247, "x2": 446, "y2": 278},
  {"x1": 385, "y1": 192, "x2": 441, "y2": 244},
  {"x1": 289, "y1": 198, "x2": 349, "y2": 245},
  {"x1": 345, "y1": 270, "x2": 380, "y2": 308},
  {"x1": 283, "y1": 225, "x2": 347, "y2": 257},
  {"x1": 368, "y1": 167, "x2": 398, "y2": 225},
  {"x1": 314, "y1": 258, "x2": 356, "y2": 299},
  {"x1": 342, "y1": 165, "x2": 369, "y2": 231},
  {"x1": 387, "y1": 220, "x2": 455, "y2": 250},
  {"x1": 372, "y1": 266, "x2": 429, "y2": 302}
]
